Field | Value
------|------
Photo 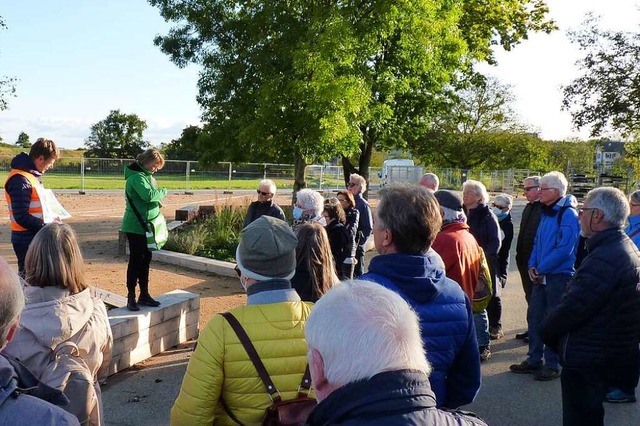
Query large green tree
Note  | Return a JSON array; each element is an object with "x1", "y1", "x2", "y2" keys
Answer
[
  {"x1": 162, "y1": 125, "x2": 202, "y2": 160},
  {"x1": 0, "y1": 16, "x2": 17, "y2": 111},
  {"x1": 15, "y1": 131, "x2": 30, "y2": 148},
  {"x1": 84, "y1": 110, "x2": 149, "y2": 158},
  {"x1": 562, "y1": 15, "x2": 640, "y2": 137}
]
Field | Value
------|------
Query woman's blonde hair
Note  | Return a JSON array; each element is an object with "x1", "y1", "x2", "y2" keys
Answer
[
  {"x1": 295, "y1": 222, "x2": 338, "y2": 300},
  {"x1": 25, "y1": 223, "x2": 87, "y2": 294},
  {"x1": 137, "y1": 148, "x2": 165, "y2": 171}
]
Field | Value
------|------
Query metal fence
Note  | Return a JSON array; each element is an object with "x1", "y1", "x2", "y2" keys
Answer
[{"x1": 0, "y1": 156, "x2": 632, "y2": 197}]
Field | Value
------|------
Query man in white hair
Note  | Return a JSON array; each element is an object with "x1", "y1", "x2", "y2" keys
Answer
[
  {"x1": 304, "y1": 280, "x2": 487, "y2": 425},
  {"x1": 244, "y1": 179, "x2": 286, "y2": 227},
  {"x1": 419, "y1": 172, "x2": 440, "y2": 191}
]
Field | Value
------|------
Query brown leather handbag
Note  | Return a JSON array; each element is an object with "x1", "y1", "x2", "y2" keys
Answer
[{"x1": 220, "y1": 312, "x2": 316, "y2": 426}]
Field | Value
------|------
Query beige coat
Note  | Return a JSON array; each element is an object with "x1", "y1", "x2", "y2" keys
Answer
[{"x1": 2, "y1": 286, "x2": 113, "y2": 426}]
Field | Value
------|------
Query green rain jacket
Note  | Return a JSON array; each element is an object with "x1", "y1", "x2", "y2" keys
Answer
[{"x1": 121, "y1": 162, "x2": 167, "y2": 235}]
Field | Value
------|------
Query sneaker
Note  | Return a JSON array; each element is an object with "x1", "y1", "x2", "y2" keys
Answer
[
  {"x1": 534, "y1": 366, "x2": 560, "y2": 381},
  {"x1": 138, "y1": 294, "x2": 161, "y2": 307},
  {"x1": 515, "y1": 331, "x2": 529, "y2": 340},
  {"x1": 509, "y1": 360, "x2": 542, "y2": 374},
  {"x1": 127, "y1": 299, "x2": 140, "y2": 311},
  {"x1": 479, "y1": 346, "x2": 491, "y2": 362},
  {"x1": 605, "y1": 389, "x2": 637, "y2": 403},
  {"x1": 490, "y1": 327, "x2": 504, "y2": 340}
]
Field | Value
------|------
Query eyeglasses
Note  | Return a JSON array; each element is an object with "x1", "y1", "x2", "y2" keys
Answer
[
  {"x1": 523, "y1": 186, "x2": 539, "y2": 192},
  {"x1": 257, "y1": 190, "x2": 273, "y2": 196},
  {"x1": 631, "y1": 202, "x2": 640, "y2": 207},
  {"x1": 492, "y1": 203, "x2": 506, "y2": 209},
  {"x1": 347, "y1": 182, "x2": 357, "y2": 188},
  {"x1": 540, "y1": 187, "x2": 556, "y2": 192},
  {"x1": 578, "y1": 207, "x2": 596, "y2": 216},
  {"x1": 234, "y1": 265, "x2": 241, "y2": 277},
  {"x1": 337, "y1": 198, "x2": 347, "y2": 203}
]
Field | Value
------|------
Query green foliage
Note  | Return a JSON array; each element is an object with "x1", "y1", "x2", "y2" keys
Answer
[
  {"x1": 15, "y1": 131, "x2": 30, "y2": 148},
  {"x1": 0, "y1": 16, "x2": 17, "y2": 111},
  {"x1": 563, "y1": 15, "x2": 640, "y2": 137},
  {"x1": 165, "y1": 205, "x2": 248, "y2": 261},
  {"x1": 84, "y1": 110, "x2": 149, "y2": 158},
  {"x1": 162, "y1": 125, "x2": 202, "y2": 161}
]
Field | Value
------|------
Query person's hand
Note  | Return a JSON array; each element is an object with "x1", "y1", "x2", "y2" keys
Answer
[{"x1": 528, "y1": 267, "x2": 539, "y2": 283}]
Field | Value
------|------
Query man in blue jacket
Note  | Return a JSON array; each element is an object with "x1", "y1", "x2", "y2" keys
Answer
[
  {"x1": 510, "y1": 171, "x2": 579, "y2": 381},
  {"x1": 361, "y1": 183, "x2": 481, "y2": 409},
  {"x1": 541, "y1": 187, "x2": 640, "y2": 426},
  {"x1": 347, "y1": 173, "x2": 373, "y2": 277}
]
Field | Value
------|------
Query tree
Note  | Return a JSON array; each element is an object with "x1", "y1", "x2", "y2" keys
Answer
[
  {"x1": 84, "y1": 110, "x2": 149, "y2": 158},
  {"x1": 562, "y1": 15, "x2": 640, "y2": 137},
  {"x1": 411, "y1": 74, "x2": 534, "y2": 169},
  {"x1": 0, "y1": 16, "x2": 17, "y2": 111},
  {"x1": 162, "y1": 125, "x2": 202, "y2": 160},
  {"x1": 15, "y1": 131, "x2": 30, "y2": 148}
]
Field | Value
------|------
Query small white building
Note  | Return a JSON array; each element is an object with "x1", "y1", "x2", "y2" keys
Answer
[{"x1": 595, "y1": 141, "x2": 625, "y2": 173}]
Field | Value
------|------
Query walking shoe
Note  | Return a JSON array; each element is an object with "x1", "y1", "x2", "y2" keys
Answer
[
  {"x1": 605, "y1": 389, "x2": 637, "y2": 403},
  {"x1": 509, "y1": 360, "x2": 542, "y2": 374},
  {"x1": 534, "y1": 367, "x2": 560, "y2": 381},
  {"x1": 479, "y1": 346, "x2": 491, "y2": 362},
  {"x1": 515, "y1": 331, "x2": 529, "y2": 340},
  {"x1": 490, "y1": 327, "x2": 504, "y2": 340},
  {"x1": 138, "y1": 294, "x2": 161, "y2": 307},
  {"x1": 127, "y1": 298, "x2": 140, "y2": 312}
]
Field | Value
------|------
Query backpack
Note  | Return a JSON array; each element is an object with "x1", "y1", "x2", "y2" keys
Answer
[
  {"x1": 39, "y1": 340, "x2": 97, "y2": 425},
  {"x1": 472, "y1": 248, "x2": 493, "y2": 313}
]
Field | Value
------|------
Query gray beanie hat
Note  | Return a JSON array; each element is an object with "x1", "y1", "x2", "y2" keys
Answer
[
  {"x1": 235, "y1": 216, "x2": 297, "y2": 281},
  {"x1": 434, "y1": 190, "x2": 463, "y2": 212}
]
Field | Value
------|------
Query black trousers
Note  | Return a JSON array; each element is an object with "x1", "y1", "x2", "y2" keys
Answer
[
  {"x1": 126, "y1": 233, "x2": 152, "y2": 296},
  {"x1": 561, "y1": 366, "x2": 607, "y2": 426}
]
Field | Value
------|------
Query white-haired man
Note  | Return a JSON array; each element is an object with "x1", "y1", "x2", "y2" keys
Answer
[
  {"x1": 244, "y1": 179, "x2": 286, "y2": 227},
  {"x1": 510, "y1": 171, "x2": 579, "y2": 381},
  {"x1": 305, "y1": 280, "x2": 487, "y2": 425},
  {"x1": 540, "y1": 187, "x2": 640, "y2": 426},
  {"x1": 0, "y1": 257, "x2": 80, "y2": 425},
  {"x1": 419, "y1": 172, "x2": 440, "y2": 191},
  {"x1": 347, "y1": 173, "x2": 373, "y2": 277}
]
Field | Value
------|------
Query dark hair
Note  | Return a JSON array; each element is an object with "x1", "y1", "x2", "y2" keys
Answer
[
  {"x1": 29, "y1": 138, "x2": 59, "y2": 161},
  {"x1": 323, "y1": 198, "x2": 346, "y2": 224},
  {"x1": 377, "y1": 183, "x2": 442, "y2": 253},
  {"x1": 295, "y1": 222, "x2": 337, "y2": 300},
  {"x1": 336, "y1": 190, "x2": 356, "y2": 209}
]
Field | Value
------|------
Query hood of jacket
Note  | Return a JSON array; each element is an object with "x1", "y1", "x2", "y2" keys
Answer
[
  {"x1": 19, "y1": 287, "x2": 94, "y2": 349},
  {"x1": 124, "y1": 161, "x2": 150, "y2": 179},
  {"x1": 10, "y1": 152, "x2": 41, "y2": 177},
  {"x1": 366, "y1": 250, "x2": 448, "y2": 304}
]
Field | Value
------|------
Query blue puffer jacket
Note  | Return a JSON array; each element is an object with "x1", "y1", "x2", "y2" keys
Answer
[
  {"x1": 541, "y1": 228, "x2": 640, "y2": 368},
  {"x1": 362, "y1": 252, "x2": 481, "y2": 409},
  {"x1": 529, "y1": 194, "x2": 579, "y2": 275},
  {"x1": 624, "y1": 214, "x2": 640, "y2": 249},
  {"x1": 305, "y1": 370, "x2": 487, "y2": 426},
  {"x1": 4, "y1": 153, "x2": 45, "y2": 244}
]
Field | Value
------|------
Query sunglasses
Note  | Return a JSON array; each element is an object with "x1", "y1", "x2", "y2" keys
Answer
[
  {"x1": 234, "y1": 265, "x2": 241, "y2": 277},
  {"x1": 347, "y1": 182, "x2": 357, "y2": 188},
  {"x1": 492, "y1": 203, "x2": 507, "y2": 209},
  {"x1": 257, "y1": 190, "x2": 273, "y2": 196},
  {"x1": 523, "y1": 186, "x2": 539, "y2": 192}
]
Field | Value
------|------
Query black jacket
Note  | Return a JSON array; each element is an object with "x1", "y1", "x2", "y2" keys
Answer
[
  {"x1": 515, "y1": 201, "x2": 542, "y2": 264},
  {"x1": 325, "y1": 220, "x2": 349, "y2": 266},
  {"x1": 305, "y1": 370, "x2": 487, "y2": 426},
  {"x1": 497, "y1": 213, "x2": 514, "y2": 282},
  {"x1": 243, "y1": 200, "x2": 286, "y2": 227},
  {"x1": 540, "y1": 228, "x2": 640, "y2": 368}
]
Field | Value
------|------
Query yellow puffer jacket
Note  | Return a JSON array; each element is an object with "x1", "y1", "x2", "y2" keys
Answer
[{"x1": 171, "y1": 301, "x2": 314, "y2": 425}]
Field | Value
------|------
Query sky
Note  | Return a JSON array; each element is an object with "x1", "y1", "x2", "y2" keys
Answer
[{"x1": 0, "y1": 1, "x2": 639, "y2": 150}]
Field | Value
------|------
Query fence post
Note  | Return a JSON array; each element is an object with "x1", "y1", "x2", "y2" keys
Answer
[
  {"x1": 263, "y1": 163, "x2": 267, "y2": 180},
  {"x1": 79, "y1": 157, "x2": 86, "y2": 194},
  {"x1": 228, "y1": 162, "x2": 233, "y2": 192},
  {"x1": 185, "y1": 161, "x2": 192, "y2": 194},
  {"x1": 319, "y1": 165, "x2": 324, "y2": 190}
]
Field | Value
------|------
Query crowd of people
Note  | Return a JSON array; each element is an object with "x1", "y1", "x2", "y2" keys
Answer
[{"x1": 1, "y1": 140, "x2": 640, "y2": 426}]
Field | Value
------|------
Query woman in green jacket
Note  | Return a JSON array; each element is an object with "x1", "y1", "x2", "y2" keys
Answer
[{"x1": 121, "y1": 148, "x2": 167, "y2": 311}]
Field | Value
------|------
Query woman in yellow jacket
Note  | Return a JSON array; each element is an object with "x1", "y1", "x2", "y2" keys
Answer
[{"x1": 171, "y1": 216, "x2": 317, "y2": 425}]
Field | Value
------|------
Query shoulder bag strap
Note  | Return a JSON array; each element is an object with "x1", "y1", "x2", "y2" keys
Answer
[
  {"x1": 125, "y1": 192, "x2": 150, "y2": 233},
  {"x1": 220, "y1": 312, "x2": 280, "y2": 401},
  {"x1": 629, "y1": 228, "x2": 640, "y2": 239}
]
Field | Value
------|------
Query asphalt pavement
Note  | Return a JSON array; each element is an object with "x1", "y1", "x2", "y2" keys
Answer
[{"x1": 102, "y1": 198, "x2": 640, "y2": 426}]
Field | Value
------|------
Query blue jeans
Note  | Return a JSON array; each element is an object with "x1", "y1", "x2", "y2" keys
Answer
[
  {"x1": 527, "y1": 273, "x2": 571, "y2": 369},
  {"x1": 473, "y1": 310, "x2": 490, "y2": 347}
]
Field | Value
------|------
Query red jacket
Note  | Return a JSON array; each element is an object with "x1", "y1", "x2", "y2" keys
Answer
[{"x1": 432, "y1": 222, "x2": 482, "y2": 301}]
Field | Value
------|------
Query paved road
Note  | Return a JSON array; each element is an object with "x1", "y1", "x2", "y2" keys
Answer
[{"x1": 102, "y1": 198, "x2": 640, "y2": 425}]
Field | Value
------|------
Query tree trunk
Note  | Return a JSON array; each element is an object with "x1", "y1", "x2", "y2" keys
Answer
[
  {"x1": 292, "y1": 155, "x2": 308, "y2": 203},
  {"x1": 341, "y1": 128, "x2": 375, "y2": 199}
]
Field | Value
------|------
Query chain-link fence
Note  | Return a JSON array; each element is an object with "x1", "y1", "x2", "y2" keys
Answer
[{"x1": 0, "y1": 155, "x2": 633, "y2": 196}]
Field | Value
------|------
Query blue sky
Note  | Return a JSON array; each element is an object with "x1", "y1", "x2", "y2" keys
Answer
[{"x1": 0, "y1": 1, "x2": 639, "y2": 150}]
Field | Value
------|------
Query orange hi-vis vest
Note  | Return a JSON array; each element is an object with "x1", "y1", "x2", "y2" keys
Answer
[{"x1": 4, "y1": 169, "x2": 43, "y2": 232}]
